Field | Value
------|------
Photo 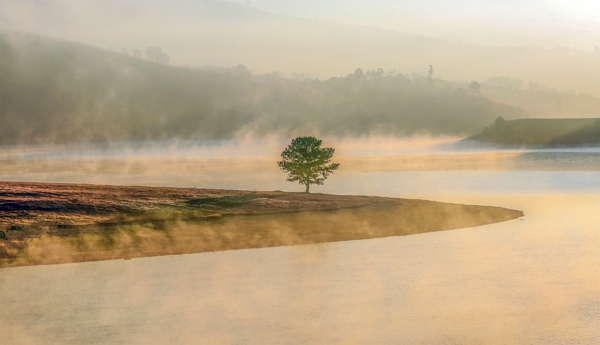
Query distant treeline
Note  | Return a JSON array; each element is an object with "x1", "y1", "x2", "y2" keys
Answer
[
  {"x1": 467, "y1": 117, "x2": 600, "y2": 146},
  {"x1": 478, "y1": 76, "x2": 600, "y2": 119},
  {"x1": 0, "y1": 30, "x2": 525, "y2": 145}
]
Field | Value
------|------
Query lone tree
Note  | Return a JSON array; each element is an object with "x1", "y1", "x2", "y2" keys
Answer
[
  {"x1": 277, "y1": 136, "x2": 340, "y2": 193},
  {"x1": 468, "y1": 80, "x2": 481, "y2": 94}
]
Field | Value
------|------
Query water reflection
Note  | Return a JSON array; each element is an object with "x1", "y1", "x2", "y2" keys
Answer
[
  {"x1": 1, "y1": 194, "x2": 599, "y2": 344},
  {"x1": 1, "y1": 153, "x2": 599, "y2": 195},
  {"x1": 1, "y1": 140, "x2": 600, "y2": 344},
  {"x1": 514, "y1": 151, "x2": 600, "y2": 170}
]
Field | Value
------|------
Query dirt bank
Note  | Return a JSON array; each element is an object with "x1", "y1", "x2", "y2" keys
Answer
[{"x1": 0, "y1": 182, "x2": 523, "y2": 266}]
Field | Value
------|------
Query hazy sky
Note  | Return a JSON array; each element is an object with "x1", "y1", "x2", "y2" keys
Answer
[
  {"x1": 2, "y1": 0, "x2": 599, "y2": 49},
  {"x1": 229, "y1": 0, "x2": 600, "y2": 47},
  {"x1": 1, "y1": 0, "x2": 599, "y2": 93}
]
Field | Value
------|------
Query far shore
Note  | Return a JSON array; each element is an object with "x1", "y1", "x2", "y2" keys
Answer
[{"x1": 0, "y1": 181, "x2": 523, "y2": 267}]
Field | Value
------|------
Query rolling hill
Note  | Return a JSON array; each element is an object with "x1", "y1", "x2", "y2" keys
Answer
[{"x1": 0, "y1": 30, "x2": 526, "y2": 145}]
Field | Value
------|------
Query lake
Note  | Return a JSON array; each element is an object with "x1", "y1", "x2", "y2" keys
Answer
[{"x1": 1, "y1": 139, "x2": 600, "y2": 344}]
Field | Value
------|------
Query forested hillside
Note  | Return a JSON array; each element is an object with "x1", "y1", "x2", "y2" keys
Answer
[
  {"x1": 0, "y1": 30, "x2": 525, "y2": 145},
  {"x1": 467, "y1": 117, "x2": 600, "y2": 146}
]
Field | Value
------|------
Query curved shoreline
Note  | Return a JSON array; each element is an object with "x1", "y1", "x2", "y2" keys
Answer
[{"x1": 0, "y1": 182, "x2": 523, "y2": 267}]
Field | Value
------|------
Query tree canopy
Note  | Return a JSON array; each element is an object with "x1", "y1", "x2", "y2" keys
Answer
[{"x1": 277, "y1": 137, "x2": 340, "y2": 193}]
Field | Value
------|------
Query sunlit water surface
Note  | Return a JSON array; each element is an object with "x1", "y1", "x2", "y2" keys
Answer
[{"x1": 1, "y1": 141, "x2": 600, "y2": 344}]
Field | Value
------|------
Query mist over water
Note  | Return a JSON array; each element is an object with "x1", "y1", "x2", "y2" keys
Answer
[
  {"x1": 1, "y1": 178, "x2": 600, "y2": 343},
  {"x1": 2, "y1": 0, "x2": 600, "y2": 342},
  {"x1": 1, "y1": 137, "x2": 599, "y2": 195},
  {"x1": 0, "y1": 140, "x2": 599, "y2": 335},
  {"x1": 1, "y1": 138, "x2": 600, "y2": 343}
]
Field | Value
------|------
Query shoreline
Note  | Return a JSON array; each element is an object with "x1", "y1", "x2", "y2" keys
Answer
[{"x1": 0, "y1": 181, "x2": 523, "y2": 267}]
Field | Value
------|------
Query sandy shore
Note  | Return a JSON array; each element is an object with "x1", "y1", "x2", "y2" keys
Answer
[{"x1": 0, "y1": 181, "x2": 523, "y2": 266}]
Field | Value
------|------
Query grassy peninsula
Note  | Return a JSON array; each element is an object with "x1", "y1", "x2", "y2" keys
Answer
[
  {"x1": 467, "y1": 117, "x2": 600, "y2": 146},
  {"x1": 0, "y1": 182, "x2": 523, "y2": 267}
]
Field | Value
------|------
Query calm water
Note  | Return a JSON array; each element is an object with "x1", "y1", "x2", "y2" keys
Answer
[
  {"x1": 1, "y1": 141, "x2": 600, "y2": 344},
  {"x1": 1, "y1": 140, "x2": 600, "y2": 195}
]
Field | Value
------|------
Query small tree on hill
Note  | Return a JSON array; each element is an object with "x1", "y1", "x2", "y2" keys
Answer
[
  {"x1": 277, "y1": 136, "x2": 340, "y2": 193},
  {"x1": 468, "y1": 80, "x2": 481, "y2": 94}
]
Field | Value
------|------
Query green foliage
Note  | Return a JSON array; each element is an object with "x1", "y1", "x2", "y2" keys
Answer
[
  {"x1": 277, "y1": 137, "x2": 340, "y2": 193},
  {"x1": 0, "y1": 230, "x2": 7, "y2": 240},
  {"x1": 469, "y1": 118, "x2": 600, "y2": 146},
  {"x1": 185, "y1": 194, "x2": 281, "y2": 208}
]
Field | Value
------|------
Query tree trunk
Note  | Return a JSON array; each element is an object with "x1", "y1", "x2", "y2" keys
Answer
[{"x1": 305, "y1": 183, "x2": 310, "y2": 193}]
